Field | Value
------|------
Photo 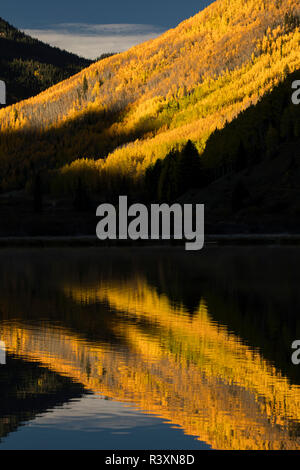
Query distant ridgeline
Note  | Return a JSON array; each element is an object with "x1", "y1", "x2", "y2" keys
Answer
[
  {"x1": 0, "y1": 17, "x2": 92, "y2": 105},
  {"x1": 0, "y1": 0, "x2": 299, "y2": 207}
]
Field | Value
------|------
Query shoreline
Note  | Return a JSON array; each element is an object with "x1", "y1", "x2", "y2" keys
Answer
[{"x1": 0, "y1": 233, "x2": 300, "y2": 247}]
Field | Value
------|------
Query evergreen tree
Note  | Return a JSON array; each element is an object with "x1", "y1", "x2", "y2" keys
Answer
[
  {"x1": 177, "y1": 140, "x2": 202, "y2": 195},
  {"x1": 144, "y1": 159, "x2": 162, "y2": 201},
  {"x1": 157, "y1": 150, "x2": 179, "y2": 202}
]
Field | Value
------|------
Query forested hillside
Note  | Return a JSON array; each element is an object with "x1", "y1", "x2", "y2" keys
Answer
[
  {"x1": 145, "y1": 70, "x2": 300, "y2": 203},
  {"x1": 142, "y1": 69, "x2": 300, "y2": 233},
  {"x1": 0, "y1": 0, "x2": 299, "y2": 199},
  {"x1": 0, "y1": 17, "x2": 91, "y2": 105}
]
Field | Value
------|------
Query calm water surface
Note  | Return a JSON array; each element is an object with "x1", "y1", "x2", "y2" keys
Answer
[{"x1": 0, "y1": 246, "x2": 300, "y2": 450}]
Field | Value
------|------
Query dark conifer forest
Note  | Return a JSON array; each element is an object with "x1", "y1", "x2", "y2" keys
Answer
[{"x1": 0, "y1": 17, "x2": 92, "y2": 105}]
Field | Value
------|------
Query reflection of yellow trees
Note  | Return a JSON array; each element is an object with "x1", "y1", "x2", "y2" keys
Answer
[
  {"x1": 65, "y1": 279, "x2": 300, "y2": 427},
  {"x1": 1, "y1": 275, "x2": 300, "y2": 449}
]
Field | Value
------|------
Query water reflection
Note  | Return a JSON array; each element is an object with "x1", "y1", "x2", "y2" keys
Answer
[{"x1": 0, "y1": 247, "x2": 300, "y2": 449}]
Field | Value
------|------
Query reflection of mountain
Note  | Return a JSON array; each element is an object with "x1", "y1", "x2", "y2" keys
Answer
[
  {"x1": 0, "y1": 355, "x2": 85, "y2": 441},
  {"x1": 0, "y1": 248, "x2": 300, "y2": 449}
]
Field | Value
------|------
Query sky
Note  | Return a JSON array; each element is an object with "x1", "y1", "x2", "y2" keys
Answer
[{"x1": 1, "y1": 0, "x2": 213, "y2": 59}]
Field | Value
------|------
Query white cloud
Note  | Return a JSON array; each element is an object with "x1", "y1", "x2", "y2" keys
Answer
[
  {"x1": 23, "y1": 23, "x2": 165, "y2": 60},
  {"x1": 30, "y1": 395, "x2": 163, "y2": 431}
]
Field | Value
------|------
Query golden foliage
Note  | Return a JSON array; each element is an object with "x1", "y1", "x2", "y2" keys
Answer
[{"x1": 0, "y1": 0, "x2": 300, "y2": 188}]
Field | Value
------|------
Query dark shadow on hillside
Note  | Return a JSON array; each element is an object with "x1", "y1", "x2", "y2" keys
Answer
[
  {"x1": 0, "y1": 104, "x2": 159, "y2": 190},
  {"x1": 176, "y1": 70, "x2": 300, "y2": 233}
]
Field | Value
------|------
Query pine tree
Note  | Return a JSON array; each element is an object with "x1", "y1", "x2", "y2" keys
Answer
[{"x1": 176, "y1": 141, "x2": 202, "y2": 195}]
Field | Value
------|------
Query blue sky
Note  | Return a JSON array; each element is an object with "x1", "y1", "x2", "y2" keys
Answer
[{"x1": 1, "y1": 0, "x2": 213, "y2": 59}]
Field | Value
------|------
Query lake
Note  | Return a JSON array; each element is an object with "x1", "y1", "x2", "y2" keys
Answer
[{"x1": 0, "y1": 246, "x2": 300, "y2": 450}]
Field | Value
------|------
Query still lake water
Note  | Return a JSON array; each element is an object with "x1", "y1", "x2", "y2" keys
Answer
[{"x1": 0, "y1": 246, "x2": 300, "y2": 450}]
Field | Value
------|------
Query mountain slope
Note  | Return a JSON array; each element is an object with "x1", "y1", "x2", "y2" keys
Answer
[
  {"x1": 175, "y1": 69, "x2": 300, "y2": 232},
  {"x1": 0, "y1": 0, "x2": 299, "y2": 193},
  {"x1": 0, "y1": 17, "x2": 91, "y2": 105}
]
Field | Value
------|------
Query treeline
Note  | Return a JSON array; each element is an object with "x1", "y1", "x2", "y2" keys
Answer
[{"x1": 0, "y1": 17, "x2": 92, "y2": 104}]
